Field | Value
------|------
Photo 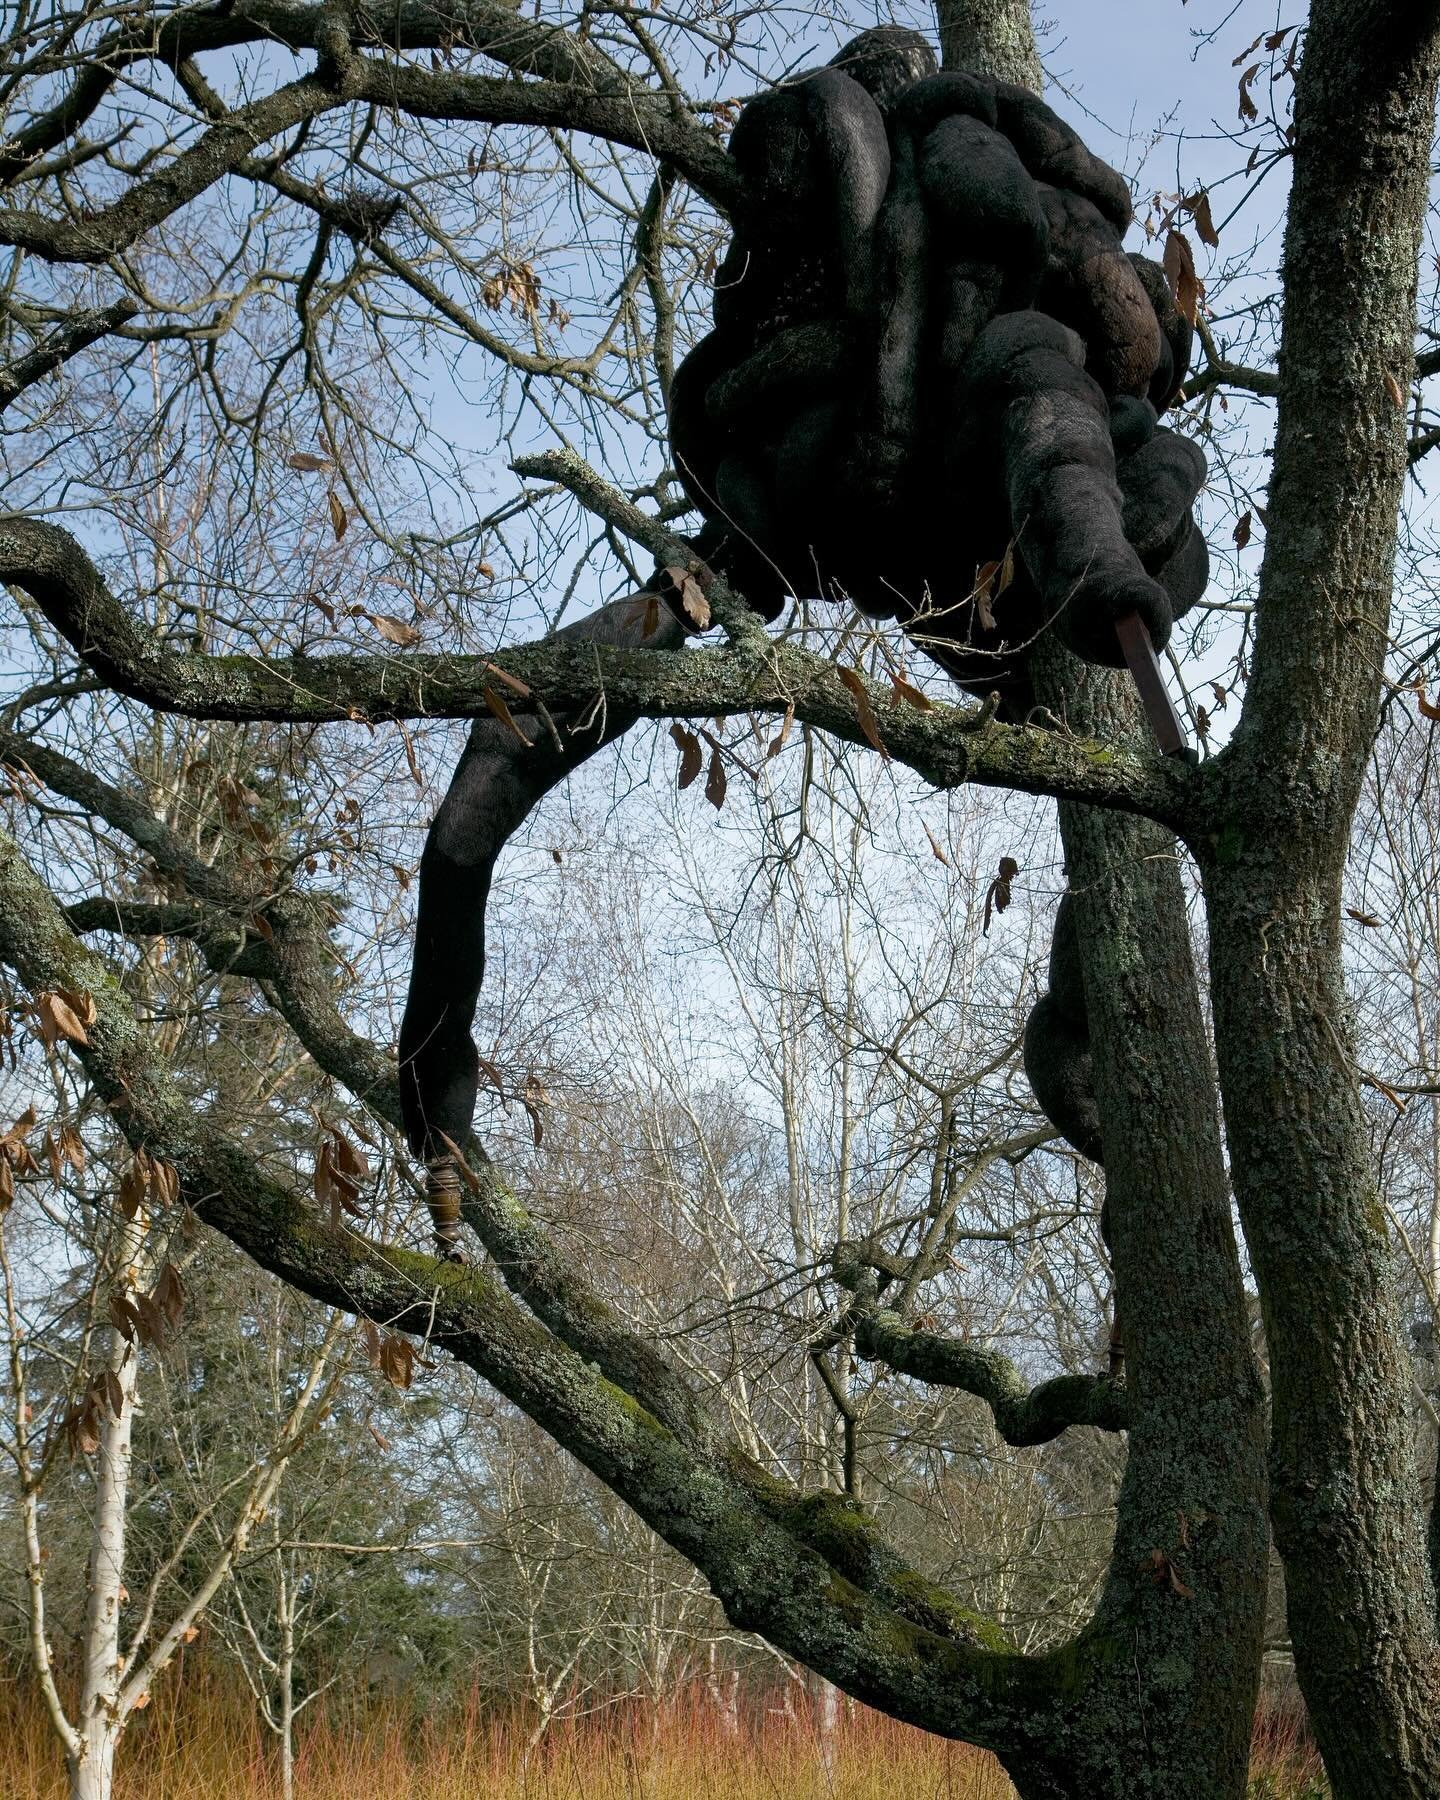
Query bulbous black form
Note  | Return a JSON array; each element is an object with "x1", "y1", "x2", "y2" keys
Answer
[{"x1": 663, "y1": 27, "x2": 1210, "y2": 1165}]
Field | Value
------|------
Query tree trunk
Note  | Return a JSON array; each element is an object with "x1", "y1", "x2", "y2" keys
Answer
[
  {"x1": 1195, "y1": 7, "x2": 1440, "y2": 1793},
  {"x1": 278, "y1": 1579, "x2": 296, "y2": 1800},
  {"x1": 935, "y1": 0, "x2": 1042, "y2": 87},
  {"x1": 939, "y1": 6, "x2": 1271, "y2": 1795},
  {"x1": 69, "y1": 1218, "x2": 146, "y2": 1800}
]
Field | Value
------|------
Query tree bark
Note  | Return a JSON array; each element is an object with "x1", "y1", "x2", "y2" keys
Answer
[
  {"x1": 1195, "y1": 5, "x2": 1440, "y2": 1793},
  {"x1": 940, "y1": 6, "x2": 1270, "y2": 1796},
  {"x1": 66, "y1": 1209, "x2": 151, "y2": 1800},
  {"x1": 935, "y1": 0, "x2": 1043, "y2": 88}
]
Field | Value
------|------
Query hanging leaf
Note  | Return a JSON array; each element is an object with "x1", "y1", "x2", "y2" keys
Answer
[
  {"x1": 626, "y1": 593, "x2": 662, "y2": 639},
  {"x1": 368, "y1": 612, "x2": 420, "y2": 648},
  {"x1": 119, "y1": 1154, "x2": 150, "y2": 1221},
  {"x1": 150, "y1": 1158, "x2": 180, "y2": 1207},
  {"x1": 35, "y1": 990, "x2": 90, "y2": 1047},
  {"x1": 836, "y1": 667, "x2": 890, "y2": 760},
  {"x1": 1162, "y1": 230, "x2": 1205, "y2": 327},
  {"x1": 482, "y1": 661, "x2": 530, "y2": 698},
  {"x1": 133, "y1": 1292, "x2": 167, "y2": 1350},
  {"x1": 983, "y1": 857, "x2": 1019, "y2": 936},
  {"x1": 1189, "y1": 189, "x2": 1219, "y2": 249},
  {"x1": 1233, "y1": 510, "x2": 1252, "y2": 550},
  {"x1": 1384, "y1": 371, "x2": 1406, "y2": 410},
  {"x1": 892, "y1": 675, "x2": 933, "y2": 712},
  {"x1": 922, "y1": 821, "x2": 949, "y2": 867},
  {"x1": 328, "y1": 491, "x2": 348, "y2": 539},
  {"x1": 314, "y1": 1137, "x2": 363, "y2": 1226},
  {"x1": 436, "y1": 1132, "x2": 483, "y2": 1193},
  {"x1": 109, "y1": 1291, "x2": 142, "y2": 1343},
  {"x1": 670, "y1": 722, "x2": 703, "y2": 790},
  {"x1": 153, "y1": 1262, "x2": 185, "y2": 1330},
  {"x1": 766, "y1": 703, "x2": 796, "y2": 758},
  {"x1": 378, "y1": 1332, "x2": 414, "y2": 1390},
  {"x1": 663, "y1": 564, "x2": 711, "y2": 630},
  {"x1": 483, "y1": 684, "x2": 532, "y2": 747},
  {"x1": 704, "y1": 746, "x2": 728, "y2": 810},
  {"x1": 328, "y1": 1128, "x2": 370, "y2": 1184}
]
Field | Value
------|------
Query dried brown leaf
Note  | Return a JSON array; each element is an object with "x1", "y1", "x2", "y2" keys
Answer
[
  {"x1": 836, "y1": 667, "x2": 889, "y2": 760},
  {"x1": 398, "y1": 721, "x2": 423, "y2": 787},
  {"x1": 1162, "y1": 230, "x2": 1205, "y2": 327},
  {"x1": 704, "y1": 746, "x2": 728, "y2": 809},
  {"x1": 153, "y1": 1262, "x2": 184, "y2": 1330},
  {"x1": 368, "y1": 612, "x2": 420, "y2": 648},
  {"x1": 670, "y1": 722, "x2": 703, "y2": 790},
  {"x1": 892, "y1": 676, "x2": 933, "y2": 712},
  {"x1": 663, "y1": 564, "x2": 711, "y2": 631},
  {"x1": 483, "y1": 684, "x2": 532, "y2": 747},
  {"x1": 36, "y1": 990, "x2": 89, "y2": 1047},
  {"x1": 767, "y1": 703, "x2": 795, "y2": 758},
  {"x1": 119, "y1": 1156, "x2": 149, "y2": 1221},
  {"x1": 482, "y1": 661, "x2": 530, "y2": 698},
  {"x1": 437, "y1": 1131, "x2": 483, "y2": 1193},
  {"x1": 1190, "y1": 189, "x2": 1219, "y2": 249},
  {"x1": 983, "y1": 857, "x2": 1019, "y2": 936}
]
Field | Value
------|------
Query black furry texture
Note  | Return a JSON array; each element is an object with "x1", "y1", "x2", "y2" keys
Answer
[
  {"x1": 667, "y1": 26, "x2": 1206, "y2": 709},
  {"x1": 664, "y1": 28, "x2": 1211, "y2": 1167}
]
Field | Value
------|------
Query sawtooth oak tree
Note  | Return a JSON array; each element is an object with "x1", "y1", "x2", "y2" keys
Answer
[{"x1": 0, "y1": 0, "x2": 1437, "y2": 1795}]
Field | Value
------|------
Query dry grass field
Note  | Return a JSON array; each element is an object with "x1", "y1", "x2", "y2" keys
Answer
[{"x1": 1, "y1": 1673, "x2": 1329, "y2": 1799}]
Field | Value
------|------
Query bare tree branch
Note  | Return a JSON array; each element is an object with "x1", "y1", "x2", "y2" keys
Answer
[{"x1": 0, "y1": 515, "x2": 1200, "y2": 826}]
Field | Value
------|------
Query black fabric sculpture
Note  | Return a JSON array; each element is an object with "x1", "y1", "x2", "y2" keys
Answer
[{"x1": 399, "y1": 26, "x2": 1208, "y2": 1238}]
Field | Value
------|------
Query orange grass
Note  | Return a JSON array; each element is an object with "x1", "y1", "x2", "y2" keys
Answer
[{"x1": 0, "y1": 1667, "x2": 1327, "y2": 1799}]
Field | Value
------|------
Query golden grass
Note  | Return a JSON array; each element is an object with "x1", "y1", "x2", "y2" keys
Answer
[{"x1": 0, "y1": 1667, "x2": 1327, "y2": 1799}]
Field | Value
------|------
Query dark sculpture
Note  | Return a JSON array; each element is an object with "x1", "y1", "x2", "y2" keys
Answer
[{"x1": 399, "y1": 26, "x2": 1208, "y2": 1242}]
